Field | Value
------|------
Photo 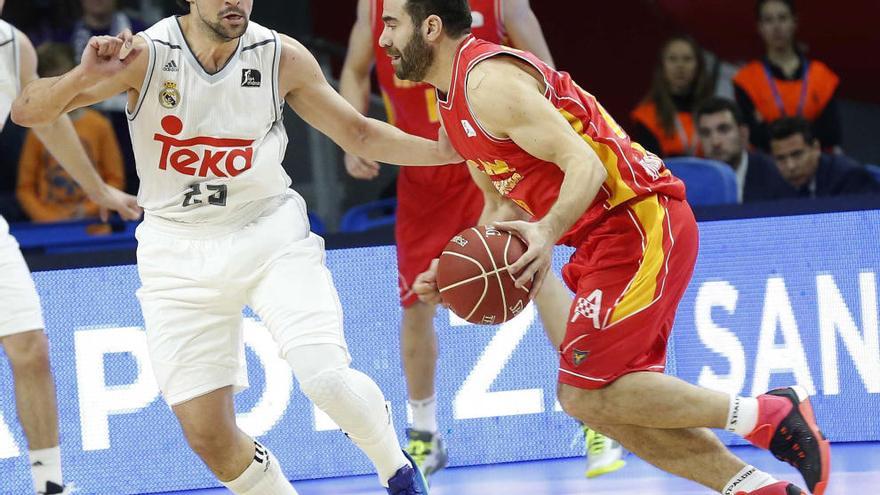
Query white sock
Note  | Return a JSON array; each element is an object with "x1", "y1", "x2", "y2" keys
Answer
[
  {"x1": 29, "y1": 446, "x2": 63, "y2": 493},
  {"x1": 409, "y1": 395, "x2": 438, "y2": 433},
  {"x1": 347, "y1": 401, "x2": 411, "y2": 487},
  {"x1": 721, "y1": 465, "x2": 777, "y2": 495},
  {"x1": 726, "y1": 396, "x2": 759, "y2": 436},
  {"x1": 222, "y1": 441, "x2": 298, "y2": 495},
  {"x1": 289, "y1": 344, "x2": 408, "y2": 487}
]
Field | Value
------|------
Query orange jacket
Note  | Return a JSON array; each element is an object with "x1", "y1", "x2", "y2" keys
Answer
[
  {"x1": 733, "y1": 59, "x2": 839, "y2": 123},
  {"x1": 631, "y1": 101, "x2": 701, "y2": 157},
  {"x1": 16, "y1": 109, "x2": 125, "y2": 222}
]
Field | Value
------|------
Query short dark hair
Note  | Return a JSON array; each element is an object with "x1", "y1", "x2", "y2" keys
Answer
[
  {"x1": 756, "y1": 0, "x2": 797, "y2": 19},
  {"x1": 404, "y1": 0, "x2": 472, "y2": 38},
  {"x1": 176, "y1": 0, "x2": 189, "y2": 10},
  {"x1": 695, "y1": 97, "x2": 745, "y2": 126},
  {"x1": 770, "y1": 117, "x2": 815, "y2": 144}
]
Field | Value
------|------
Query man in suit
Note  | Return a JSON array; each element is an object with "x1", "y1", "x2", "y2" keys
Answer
[
  {"x1": 768, "y1": 117, "x2": 880, "y2": 198},
  {"x1": 695, "y1": 97, "x2": 791, "y2": 203}
]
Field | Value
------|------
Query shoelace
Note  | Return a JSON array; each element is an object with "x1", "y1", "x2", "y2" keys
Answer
[
  {"x1": 407, "y1": 439, "x2": 432, "y2": 465},
  {"x1": 773, "y1": 425, "x2": 809, "y2": 468},
  {"x1": 586, "y1": 428, "x2": 608, "y2": 456}
]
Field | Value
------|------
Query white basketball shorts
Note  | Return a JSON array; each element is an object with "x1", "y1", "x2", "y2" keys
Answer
[
  {"x1": 135, "y1": 192, "x2": 350, "y2": 406},
  {"x1": 0, "y1": 216, "x2": 45, "y2": 338}
]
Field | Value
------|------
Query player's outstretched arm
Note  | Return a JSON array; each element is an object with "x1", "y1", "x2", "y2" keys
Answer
[
  {"x1": 11, "y1": 30, "x2": 146, "y2": 128},
  {"x1": 503, "y1": 0, "x2": 555, "y2": 68},
  {"x1": 279, "y1": 34, "x2": 460, "y2": 166},
  {"x1": 468, "y1": 58, "x2": 607, "y2": 292},
  {"x1": 339, "y1": 0, "x2": 382, "y2": 180},
  {"x1": 12, "y1": 29, "x2": 142, "y2": 221}
]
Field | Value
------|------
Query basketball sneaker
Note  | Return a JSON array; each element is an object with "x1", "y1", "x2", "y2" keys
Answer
[
  {"x1": 405, "y1": 429, "x2": 449, "y2": 477},
  {"x1": 744, "y1": 386, "x2": 830, "y2": 495},
  {"x1": 386, "y1": 451, "x2": 430, "y2": 495},
  {"x1": 584, "y1": 426, "x2": 626, "y2": 478},
  {"x1": 736, "y1": 481, "x2": 807, "y2": 495}
]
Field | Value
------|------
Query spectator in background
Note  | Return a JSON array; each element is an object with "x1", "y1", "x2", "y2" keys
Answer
[
  {"x1": 631, "y1": 35, "x2": 713, "y2": 158},
  {"x1": 768, "y1": 117, "x2": 879, "y2": 198},
  {"x1": 58, "y1": 0, "x2": 144, "y2": 194},
  {"x1": 16, "y1": 43, "x2": 125, "y2": 222},
  {"x1": 695, "y1": 97, "x2": 791, "y2": 203},
  {"x1": 733, "y1": 0, "x2": 841, "y2": 151}
]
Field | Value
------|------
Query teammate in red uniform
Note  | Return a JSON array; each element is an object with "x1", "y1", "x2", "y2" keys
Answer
[
  {"x1": 379, "y1": 1, "x2": 832, "y2": 494},
  {"x1": 341, "y1": 0, "x2": 626, "y2": 479}
]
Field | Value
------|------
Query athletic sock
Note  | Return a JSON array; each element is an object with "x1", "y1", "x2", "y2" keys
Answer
[
  {"x1": 721, "y1": 465, "x2": 777, "y2": 494},
  {"x1": 222, "y1": 441, "x2": 298, "y2": 495},
  {"x1": 409, "y1": 395, "x2": 438, "y2": 434},
  {"x1": 726, "y1": 396, "x2": 759, "y2": 436},
  {"x1": 29, "y1": 446, "x2": 63, "y2": 494}
]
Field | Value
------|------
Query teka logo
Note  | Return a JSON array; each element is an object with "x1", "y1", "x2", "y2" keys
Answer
[{"x1": 153, "y1": 115, "x2": 254, "y2": 178}]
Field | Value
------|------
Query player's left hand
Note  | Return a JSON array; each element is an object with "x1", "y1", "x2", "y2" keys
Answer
[
  {"x1": 493, "y1": 220, "x2": 553, "y2": 297},
  {"x1": 414, "y1": 259, "x2": 447, "y2": 306}
]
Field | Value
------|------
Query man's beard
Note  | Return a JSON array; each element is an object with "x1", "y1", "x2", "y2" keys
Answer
[
  {"x1": 392, "y1": 31, "x2": 434, "y2": 81},
  {"x1": 200, "y1": 8, "x2": 248, "y2": 42}
]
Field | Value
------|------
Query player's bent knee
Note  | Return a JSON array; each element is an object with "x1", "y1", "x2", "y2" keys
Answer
[
  {"x1": 557, "y1": 383, "x2": 616, "y2": 427},
  {"x1": 287, "y1": 343, "x2": 352, "y2": 409},
  {"x1": 3, "y1": 330, "x2": 50, "y2": 373},
  {"x1": 180, "y1": 423, "x2": 239, "y2": 462},
  {"x1": 298, "y1": 367, "x2": 349, "y2": 410}
]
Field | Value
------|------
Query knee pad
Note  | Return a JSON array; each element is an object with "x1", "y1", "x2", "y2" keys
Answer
[{"x1": 298, "y1": 367, "x2": 349, "y2": 409}]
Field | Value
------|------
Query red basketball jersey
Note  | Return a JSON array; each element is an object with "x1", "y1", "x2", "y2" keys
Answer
[
  {"x1": 371, "y1": 0, "x2": 507, "y2": 138},
  {"x1": 438, "y1": 36, "x2": 686, "y2": 247}
]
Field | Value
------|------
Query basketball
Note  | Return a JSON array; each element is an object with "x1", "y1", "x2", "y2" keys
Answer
[{"x1": 437, "y1": 225, "x2": 533, "y2": 325}]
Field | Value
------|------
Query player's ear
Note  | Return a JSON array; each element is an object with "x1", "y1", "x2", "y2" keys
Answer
[{"x1": 424, "y1": 14, "x2": 443, "y2": 41}]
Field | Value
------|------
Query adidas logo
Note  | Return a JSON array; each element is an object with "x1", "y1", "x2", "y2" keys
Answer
[{"x1": 163, "y1": 60, "x2": 178, "y2": 72}]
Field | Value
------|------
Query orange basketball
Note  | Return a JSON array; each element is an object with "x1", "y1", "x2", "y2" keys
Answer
[{"x1": 437, "y1": 225, "x2": 532, "y2": 325}]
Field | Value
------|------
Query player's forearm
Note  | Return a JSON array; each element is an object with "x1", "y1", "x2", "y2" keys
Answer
[
  {"x1": 507, "y1": 12, "x2": 555, "y2": 68},
  {"x1": 12, "y1": 67, "x2": 88, "y2": 127},
  {"x1": 32, "y1": 117, "x2": 108, "y2": 197},
  {"x1": 538, "y1": 154, "x2": 606, "y2": 242},
  {"x1": 353, "y1": 117, "x2": 457, "y2": 165},
  {"x1": 478, "y1": 196, "x2": 527, "y2": 225}
]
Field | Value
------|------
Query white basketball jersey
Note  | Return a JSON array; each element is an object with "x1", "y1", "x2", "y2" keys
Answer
[
  {"x1": 0, "y1": 20, "x2": 20, "y2": 131},
  {"x1": 128, "y1": 17, "x2": 293, "y2": 224}
]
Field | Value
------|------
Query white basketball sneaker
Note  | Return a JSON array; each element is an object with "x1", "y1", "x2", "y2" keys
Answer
[
  {"x1": 584, "y1": 426, "x2": 626, "y2": 478},
  {"x1": 405, "y1": 429, "x2": 449, "y2": 478}
]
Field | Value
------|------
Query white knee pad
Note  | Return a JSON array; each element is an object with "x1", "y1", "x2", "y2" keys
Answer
[{"x1": 287, "y1": 344, "x2": 390, "y2": 441}]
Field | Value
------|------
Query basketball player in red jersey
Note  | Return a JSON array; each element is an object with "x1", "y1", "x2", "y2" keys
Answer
[
  {"x1": 381, "y1": 1, "x2": 831, "y2": 494},
  {"x1": 341, "y1": 0, "x2": 625, "y2": 479}
]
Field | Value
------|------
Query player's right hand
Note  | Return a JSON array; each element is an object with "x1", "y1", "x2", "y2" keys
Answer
[
  {"x1": 80, "y1": 29, "x2": 141, "y2": 77},
  {"x1": 414, "y1": 258, "x2": 445, "y2": 306},
  {"x1": 90, "y1": 184, "x2": 143, "y2": 222},
  {"x1": 344, "y1": 153, "x2": 381, "y2": 180}
]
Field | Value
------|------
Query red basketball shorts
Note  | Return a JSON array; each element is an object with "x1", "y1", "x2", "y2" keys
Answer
[
  {"x1": 558, "y1": 194, "x2": 699, "y2": 390},
  {"x1": 396, "y1": 164, "x2": 483, "y2": 307}
]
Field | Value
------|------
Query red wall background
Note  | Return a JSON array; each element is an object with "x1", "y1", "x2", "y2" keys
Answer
[{"x1": 312, "y1": 0, "x2": 879, "y2": 119}]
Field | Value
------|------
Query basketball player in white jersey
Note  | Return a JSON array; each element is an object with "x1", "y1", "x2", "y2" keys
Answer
[
  {"x1": 0, "y1": 2, "x2": 141, "y2": 494},
  {"x1": 12, "y1": 1, "x2": 460, "y2": 493}
]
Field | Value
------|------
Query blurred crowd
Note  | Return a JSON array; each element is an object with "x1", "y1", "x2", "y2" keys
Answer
[{"x1": 0, "y1": 0, "x2": 877, "y2": 227}]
